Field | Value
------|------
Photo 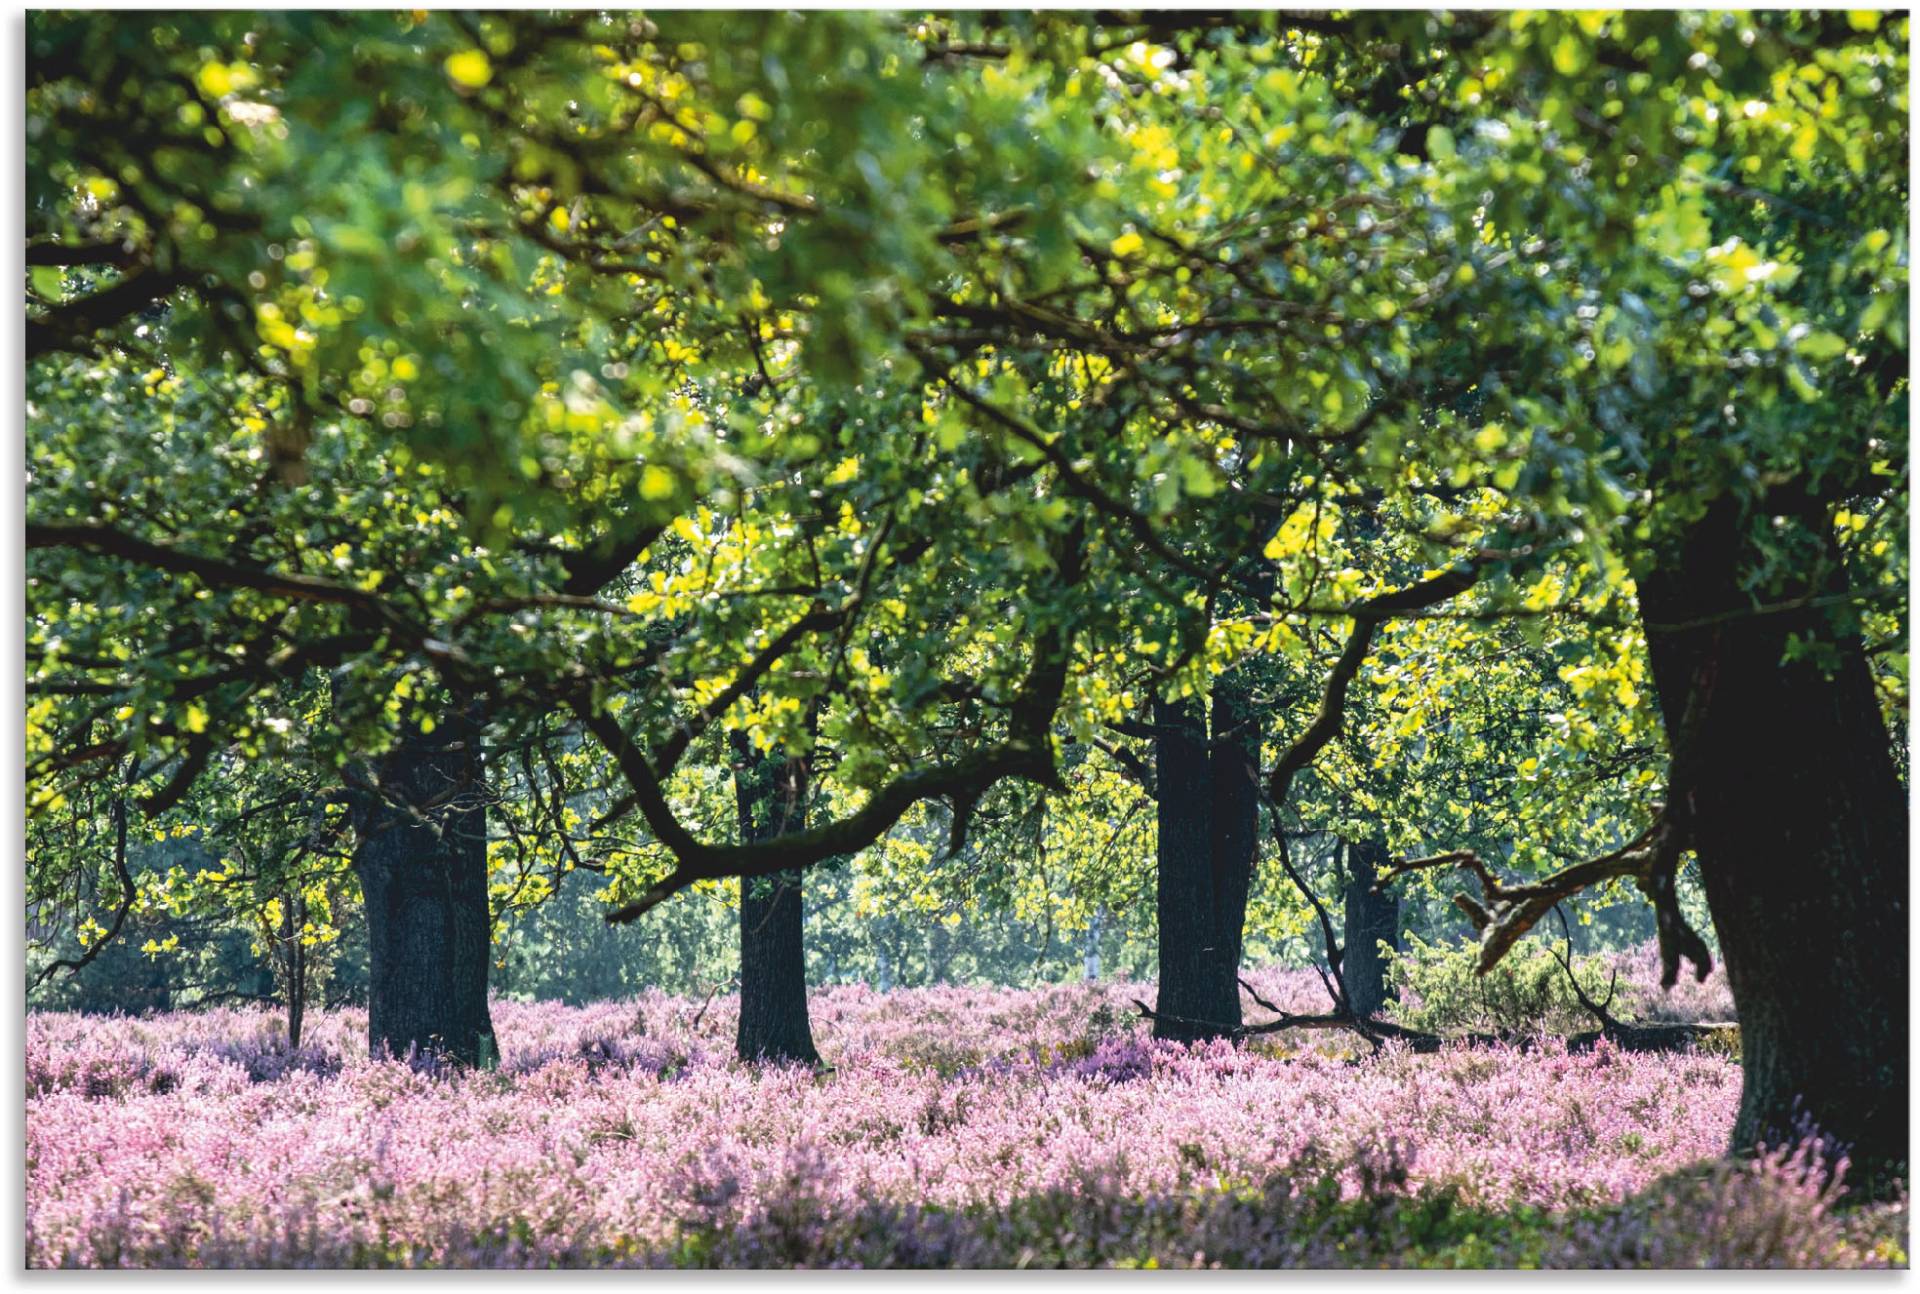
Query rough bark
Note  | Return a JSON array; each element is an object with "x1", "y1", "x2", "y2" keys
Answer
[
  {"x1": 1153, "y1": 695, "x2": 1242, "y2": 1041},
  {"x1": 1639, "y1": 496, "x2": 1907, "y2": 1195},
  {"x1": 730, "y1": 731, "x2": 821, "y2": 1066},
  {"x1": 350, "y1": 701, "x2": 497, "y2": 1068},
  {"x1": 1341, "y1": 836, "x2": 1399, "y2": 1020},
  {"x1": 1210, "y1": 670, "x2": 1261, "y2": 981}
]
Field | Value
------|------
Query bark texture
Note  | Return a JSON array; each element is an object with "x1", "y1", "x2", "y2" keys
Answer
[
  {"x1": 1153, "y1": 677, "x2": 1263, "y2": 1043},
  {"x1": 1210, "y1": 670, "x2": 1261, "y2": 980},
  {"x1": 1341, "y1": 836, "x2": 1399, "y2": 1020},
  {"x1": 730, "y1": 731, "x2": 821, "y2": 1065},
  {"x1": 350, "y1": 702, "x2": 496, "y2": 1068},
  {"x1": 1154, "y1": 696, "x2": 1238, "y2": 1040},
  {"x1": 1639, "y1": 497, "x2": 1907, "y2": 1194}
]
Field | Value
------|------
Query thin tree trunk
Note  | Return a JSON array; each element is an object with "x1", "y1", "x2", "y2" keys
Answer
[
  {"x1": 1639, "y1": 497, "x2": 1906, "y2": 1195},
  {"x1": 1341, "y1": 836, "x2": 1399, "y2": 1020},
  {"x1": 350, "y1": 699, "x2": 497, "y2": 1068},
  {"x1": 279, "y1": 889, "x2": 307, "y2": 1050},
  {"x1": 730, "y1": 731, "x2": 821, "y2": 1065},
  {"x1": 931, "y1": 919, "x2": 956, "y2": 984},
  {"x1": 876, "y1": 920, "x2": 894, "y2": 992},
  {"x1": 1083, "y1": 905, "x2": 1104, "y2": 982}
]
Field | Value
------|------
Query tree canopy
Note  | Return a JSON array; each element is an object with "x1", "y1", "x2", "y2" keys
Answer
[{"x1": 26, "y1": 7, "x2": 1908, "y2": 1177}]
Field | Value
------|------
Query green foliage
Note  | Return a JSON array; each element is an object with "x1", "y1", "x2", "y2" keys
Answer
[
  {"x1": 24, "y1": 10, "x2": 1907, "y2": 1002},
  {"x1": 1386, "y1": 933, "x2": 1623, "y2": 1038}
]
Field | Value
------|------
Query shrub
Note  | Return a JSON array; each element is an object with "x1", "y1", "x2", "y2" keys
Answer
[{"x1": 1385, "y1": 934, "x2": 1624, "y2": 1039}]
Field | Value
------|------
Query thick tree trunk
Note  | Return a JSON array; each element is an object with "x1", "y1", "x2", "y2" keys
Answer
[
  {"x1": 730, "y1": 732, "x2": 820, "y2": 1066},
  {"x1": 1341, "y1": 836, "x2": 1399, "y2": 1020},
  {"x1": 1639, "y1": 498, "x2": 1907, "y2": 1194},
  {"x1": 1210, "y1": 670, "x2": 1261, "y2": 982},
  {"x1": 350, "y1": 702, "x2": 497, "y2": 1068},
  {"x1": 1153, "y1": 695, "x2": 1242, "y2": 1041}
]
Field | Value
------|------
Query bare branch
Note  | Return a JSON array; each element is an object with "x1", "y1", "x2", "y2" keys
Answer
[{"x1": 1375, "y1": 809, "x2": 1714, "y2": 987}]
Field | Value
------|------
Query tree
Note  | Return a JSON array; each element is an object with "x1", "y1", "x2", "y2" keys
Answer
[
  {"x1": 1385, "y1": 11, "x2": 1909, "y2": 1185},
  {"x1": 1640, "y1": 496, "x2": 1906, "y2": 1190},
  {"x1": 729, "y1": 729, "x2": 820, "y2": 1066},
  {"x1": 346, "y1": 697, "x2": 497, "y2": 1067},
  {"x1": 25, "y1": 12, "x2": 1907, "y2": 1192},
  {"x1": 1148, "y1": 666, "x2": 1263, "y2": 1044},
  {"x1": 1340, "y1": 837, "x2": 1398, "y2": 1022},
  {"x1": 1150, "y1": 695, "x2": 1235, "y2": 1041}
]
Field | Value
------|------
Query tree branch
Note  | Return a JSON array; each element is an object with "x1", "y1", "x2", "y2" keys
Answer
[
  {"x1": 30, "y1": 787, "x2": 133, "y2": 990},
  {"x1": 591, "y1": 529, "x2": 1085, "y2": 922},
  {"x1": 27, "y1": 268, "x2": 190, "y2": 360},
  {"x1": 1266, "y1": 562, "x2": 1484, "y2": 807},
  {"x1": 1375, "y1": 809, "x2": 1714, "y2": 987},
  {"x1": 28, "y1": 522, "x2": 389, "y2": 614}
]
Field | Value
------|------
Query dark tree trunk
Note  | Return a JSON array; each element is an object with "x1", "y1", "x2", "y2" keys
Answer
[
  {"x1": 1153, "y1": 695, "x2": 1243, "y2": 1041},
  {"x1": 1341, "y1": 836, "x2": 1399, "y2": 1020},
  {"x1": 279, "y1": 889, "x2": 306, "y2": 1049},
  {"x1": 1210, "y1": 669, "x2": 1261, "y2": 981},
  {"x1": 1639, "y1": 498, "x2": 1907, "y2": 1194},
  {"x1": 730, "y1": 732, "x2": 821, "y2": 1066},
  {"x1": 350, "y1": 702, "x2": 496, "y2": 1068}
]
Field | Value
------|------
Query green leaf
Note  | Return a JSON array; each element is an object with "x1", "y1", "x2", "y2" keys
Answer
[
  {"x1": 1794, "y1": 330, "x2": 1850, "y2": 361},
  {"x1": 30, "y1": 267, "x2": 65, "y2": 301}
]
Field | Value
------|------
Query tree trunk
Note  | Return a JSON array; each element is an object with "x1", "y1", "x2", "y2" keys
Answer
[
  {"x1": 875, "y1": 920, "x2": 895, "y2": 992},
  {"x1": 350, "y1": 701, "x2": 496, "y2": 1068},
  {"x1": 1341, "y1": 836, "x2": 1399, "y2": 1020},
  {"x1": 1153, "y1": 695, "x2": 1242, "y2": 1041},
  {"x1": 278, "y1": 889, "x2": 306, "y2": 1049},
  {"x1": 1639, "y1": 497, "x2": 1907, "y2": 1195},
  {"x1": 730, "y1": 731, "x2": 821, "y2": 1066},
  {"x1": 1211, "y1": 670, "x2": 1261, "y2": 983}
]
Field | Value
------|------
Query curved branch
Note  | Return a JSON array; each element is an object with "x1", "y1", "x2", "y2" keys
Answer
[
  {"x1": 590, "y1": 530, "x2": 1085, "y2": 923},
  {"x1": 30, "y1": 790, "x2": 133, "y2": 991},
  {"x1": 27, "y1": 268, "x2": 190, "y2": 360},
  {"x1": 28, "y1": 522, "x2": 390, "y2": 614},
  {"x1": 1266, "y1": 562, "x2": 1483, "y2": 808},
  {"x1": 1375, "y1": 809, "x2": 1714, "y2": 987}
]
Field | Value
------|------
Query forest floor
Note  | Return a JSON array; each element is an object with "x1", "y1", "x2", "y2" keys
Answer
[{"x1": 26, "y1": 950, "x2": 1908, "y2": 1268}]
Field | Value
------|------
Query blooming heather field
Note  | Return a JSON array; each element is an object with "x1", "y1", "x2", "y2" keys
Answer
[{"x1": 26, "y1": 955, "x2": 1906, "y2": 1269}]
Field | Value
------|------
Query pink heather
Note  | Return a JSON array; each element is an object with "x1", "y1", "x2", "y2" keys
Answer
[{"x1": 24, "y1": 951, "x2": 1905, "y2": 1268}]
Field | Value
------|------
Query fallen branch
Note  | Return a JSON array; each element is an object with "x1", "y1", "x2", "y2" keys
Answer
[
  {"x1": 683, "y1": 977, "x2": 735, "y2": 1033},
  {"x1": 1234, "y1": 978, "x2": 1449, "y2": 1051},
  {"x1": 1132, "y1": 973, "x2": 1733, "y2": 1057},
  {"x1": 1132, "y1": 990, "x2": 1471, "y2": 1055},
  {"x1": 1549, "y1": 906, "x2": 1737, "y2": 1055}
]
